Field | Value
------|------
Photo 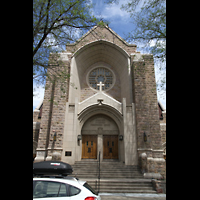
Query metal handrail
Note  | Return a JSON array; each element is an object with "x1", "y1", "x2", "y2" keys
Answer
[{"x1": 97, "y1": 151, "x2": 100, "y2": 193}]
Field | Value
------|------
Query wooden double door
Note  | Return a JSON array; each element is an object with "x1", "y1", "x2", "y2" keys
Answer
[{"x1": 82, "y1": 135, "x2": 118, "y2": 159}]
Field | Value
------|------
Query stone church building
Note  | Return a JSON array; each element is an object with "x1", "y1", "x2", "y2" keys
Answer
[{"x1": 33, "y1": 24, "x2": 166, "y2": 176}]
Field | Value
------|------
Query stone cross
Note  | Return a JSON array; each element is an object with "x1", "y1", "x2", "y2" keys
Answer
[{"x1": 97, "y1": 81, "x2": 105, "y2": 92}]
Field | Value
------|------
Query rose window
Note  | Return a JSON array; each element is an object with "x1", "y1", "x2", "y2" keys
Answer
[{"x1": 88, "y1": 67, "x2": 114, "y2": 91}]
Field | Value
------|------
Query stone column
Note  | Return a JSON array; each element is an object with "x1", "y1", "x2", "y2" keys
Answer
[
  {"x1": 122, "y1": 98, "x2": 128, "y2": 164},
  {"x1": 132, "y1": 102, "x2": 138, "y2": 165},
  {"x1": 52, "y1": 152, "x2": 61, "y2": 161},
  {"x1": 97, "y1": 134, "x2": 103, "y2": 162}
]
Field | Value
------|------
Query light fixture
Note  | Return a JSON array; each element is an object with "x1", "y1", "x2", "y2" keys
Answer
[
  {"x1": 144, "y1": 132, "x2": 147, "y2": 142},
  {"x1": 77, "y1": 135, "x2": 82, "y2": 141},
  {"x1": 119, "y1": 135, "x2": 123, "y2": 141}
]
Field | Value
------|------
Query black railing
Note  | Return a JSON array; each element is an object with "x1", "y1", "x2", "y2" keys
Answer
[{"x1": 97, "y1": 151, "x2": 100, "y2": 194}]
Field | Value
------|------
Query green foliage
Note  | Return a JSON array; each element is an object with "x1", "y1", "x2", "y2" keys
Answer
[
  {"x1": 122, "y1": 0, "x2": 166, "y2": 62},
  {"x1": 121, "y1": 0, "x2": 166, "y2": 99},
  {"x1": 33, "y1": 0, "x2": 98, "y2": 93}
]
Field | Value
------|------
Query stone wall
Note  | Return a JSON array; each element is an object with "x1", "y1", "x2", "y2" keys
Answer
[
  {"x1": 131, "y1": 54, "x2": 163, "y2": 150},
  {"x1": 160, "y1": 111, "x2": 166, "y2": 145},
  {"x1": 131, "y1": 53, "x2": 165, "y2": 176},
  {"x1": 35, "y1": 54, "x2": 71, "y2": 161},
  {"x1": 131, "y1": 58, "x2": 150, "y2": 150}
]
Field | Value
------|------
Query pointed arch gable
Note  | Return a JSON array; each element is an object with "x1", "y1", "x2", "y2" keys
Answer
[
  {"x1": 72, "y1": 40, "x2": 130, "y2": 59},
  {"x1": 78, "y1": 104, "x2": 123, "y2": 132}
]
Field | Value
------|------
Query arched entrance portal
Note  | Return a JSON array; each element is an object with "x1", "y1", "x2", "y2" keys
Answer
[{"x1": 81, "y1": 114, "x2": 119, "y2": 160}]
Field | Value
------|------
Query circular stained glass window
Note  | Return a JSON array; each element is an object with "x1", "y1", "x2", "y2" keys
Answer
[{"x1": 88, "y1": 67, "x2": 115, "y2": 91}]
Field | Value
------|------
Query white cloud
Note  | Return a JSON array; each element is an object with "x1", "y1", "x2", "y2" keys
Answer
[
  {"x1": 149, "y1": 39, "x2": 166, "y2": 49},
  {"x1": 92, "y1": 0, "x2": 130, "y2": 23},
  {"x1": 104, "y1": 3, "x2": 129, "y2": 19},
  {"x1": 154, "y1": 60, "x2": 166, "y2": 110}
]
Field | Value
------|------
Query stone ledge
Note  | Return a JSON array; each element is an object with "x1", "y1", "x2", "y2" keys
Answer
[
  {"x1": 33, "y1": 122, "x2": 40, "y2": 129},
  {"x1": 144, "y1": 173, "x2": 162, "y2": 179},
  {"x1": 147, "y1": 157, "x2": 165, "y2": 162}
]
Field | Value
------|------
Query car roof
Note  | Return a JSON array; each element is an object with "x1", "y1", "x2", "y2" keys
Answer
[{"x1": 33, "y1": 177, "x2": 86, "y2": 187}]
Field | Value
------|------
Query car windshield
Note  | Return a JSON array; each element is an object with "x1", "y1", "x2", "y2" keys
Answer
[{"x1": 83, "y1": 182, "x2": 98, "y2": 195}]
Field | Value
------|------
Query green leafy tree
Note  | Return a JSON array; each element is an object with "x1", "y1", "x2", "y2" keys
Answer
[
  {"x1": 122, "y1": 0, "x2": 166, "y2": 62},
  {"x1": 123, "y1": 0, "x2": 166, "y2": 98},
  {"x1": 33, "y1": 0, "x2": 98, "y2": 92},
  {"x1": 105, "y1": 0, "x2": 166, "y2": 98}
]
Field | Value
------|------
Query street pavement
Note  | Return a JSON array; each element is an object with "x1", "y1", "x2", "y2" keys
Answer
[{"x1": 99, "y1": 193, "x2": 166, "y2": 200}]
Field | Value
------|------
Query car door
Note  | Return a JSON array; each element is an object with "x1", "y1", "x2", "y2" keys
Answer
[{"x1": 33, "y1": 180, "x2": 71, "y2": 200}]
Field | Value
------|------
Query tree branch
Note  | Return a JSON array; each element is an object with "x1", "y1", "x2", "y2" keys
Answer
[{"x1": 33, "y1": 0, "x2": 79, "y2": 58}]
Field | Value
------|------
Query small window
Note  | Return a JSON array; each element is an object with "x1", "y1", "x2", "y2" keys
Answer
[
  {"x1": 91, "y1": 141, "x2": 93, "y2": 146},
  {"x1": 58, "y1": 183, "x2": 68, "y2": 197},
  {"x1": 69, "y1": 185, "x2": 81, "y2": 196},
  {"x1": 46, "y1": 182, "x2": 61, "y2": 197},
  {"x1": 33, "y1": 181, "x2": 68, "y2": 198}
]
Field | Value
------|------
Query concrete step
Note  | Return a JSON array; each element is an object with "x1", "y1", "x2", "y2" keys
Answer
[
  {"x1": 72, "y1": 170, "x2": 141, "y2": 173},
  {"x1": 97, "y1": 186, "x2": 154, "y2": 190},
  {"x1": 71, "y1": 161, "x2": 156, "y2": 194},
  {"x1": 73, "y1": 167, "x2": 139, "y2": 169},
  {"x1": 72, "y1": 167, "x2": 140, "y2": 170},
  {"x1": 73, "y1": 173, "x2": 143, "y2": 177},
  {"x1": 73, "y1": 174, "x2": 143, "y2": 177},
  {"x1": 86, "y1": 180, "x2": 155, "y2": 193},
  {"x1": 90, "y1": 185, "x2": 153, "y2": 190},
  {"x1": 73, "y1": 162, "x2": 139, "y2": 167},
  {"x1": 98, "y1": 189, "x2": 157, "y2": 193},
  {"x1": 88, "y1": 182, "x2": 152, "y2": 187}
]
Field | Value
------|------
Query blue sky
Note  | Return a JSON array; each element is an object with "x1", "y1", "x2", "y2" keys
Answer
[{"x1": 33, "y1": 0, "x2": 166, "y2": 111}]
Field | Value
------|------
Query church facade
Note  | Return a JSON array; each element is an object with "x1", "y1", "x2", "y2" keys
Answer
[{"x1": 33, "y1": 24, "x2": 166, "y2": 176}]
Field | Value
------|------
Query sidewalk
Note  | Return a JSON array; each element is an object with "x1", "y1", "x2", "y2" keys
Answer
[{"x1": 99, "y1": 193, "x2": 166, "y2": 200}]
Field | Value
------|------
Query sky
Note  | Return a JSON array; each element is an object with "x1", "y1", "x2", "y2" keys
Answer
[{"x1": 33, "y1": 0, "x2": 166, "y2": 111}]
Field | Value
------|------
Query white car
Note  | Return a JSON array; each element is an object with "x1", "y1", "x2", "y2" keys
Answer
[{"x1": 33, "y1": 177, "x2": 101, "y2": 200}]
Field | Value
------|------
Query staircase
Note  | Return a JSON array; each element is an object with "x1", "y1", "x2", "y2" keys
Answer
[{"x1": 70, "y1": 160, "x2": 156, "y2": 194}]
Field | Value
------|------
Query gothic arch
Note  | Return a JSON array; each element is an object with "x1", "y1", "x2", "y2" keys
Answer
[
  {"x1": 69, "y1": 39, "x2": 133, "y2": 104},
  {"x1": 72, "y1": 40, "x2": 130, "y2": 59},
  {"x1": 78, "y1": 104, "x2": 123, "y2": 133}
]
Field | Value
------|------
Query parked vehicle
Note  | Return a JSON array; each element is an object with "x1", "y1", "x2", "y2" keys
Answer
[{"x1": 33, "y1": 161, "x2": 100, "y2": 200}]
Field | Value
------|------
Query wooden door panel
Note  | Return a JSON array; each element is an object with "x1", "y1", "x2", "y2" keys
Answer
[
  {"x1": 103, "y1": 136, "x2": 109, "y2": 159},
  {"x1": 112, "y1": 136, "x2": 118, "y2": 159},
  {"x1": 82, "y1": 135, "x2": 97, "y2": 159},
  {"x1": 103, "y1": 135, "x2": 118, "y2": 159}
]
